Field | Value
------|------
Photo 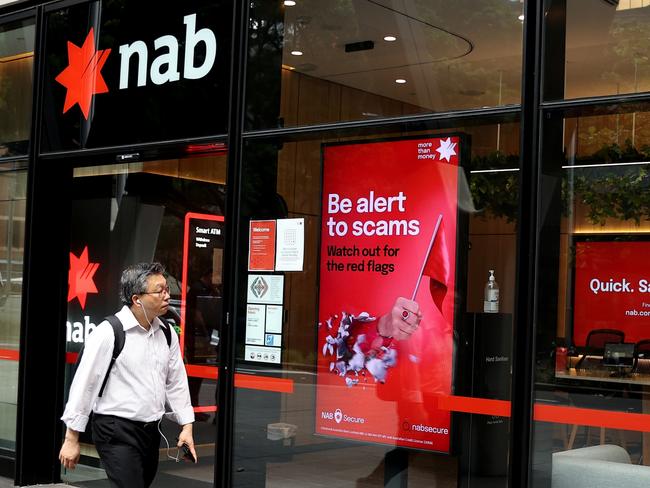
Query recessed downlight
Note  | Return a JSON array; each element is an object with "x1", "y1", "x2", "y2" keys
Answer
[
  {"x1": 291, "y1": 50, "x2": 303, "y2": 56},
  {"x1": 395, "y1": 78, "x2": 407, "y2": 84},
  {"x1": 383, "y1": 35, "x2": 397, "y2": 42},
  {"x1": 284, "y1": 0, "x2": 296, "y2": 6}
]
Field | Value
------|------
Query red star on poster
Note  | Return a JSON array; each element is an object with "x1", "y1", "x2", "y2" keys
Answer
[
  {"x1": 55, "y1": 28, "x2": 111, "y2": 119},
  {"x1": 68, "y1": 246, "x2": 100, "y2": 310}
]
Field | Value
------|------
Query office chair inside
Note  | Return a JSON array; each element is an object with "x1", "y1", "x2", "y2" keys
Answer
[
  {"x1": 575, "y1": 329, "x2": 625, "y2": 370},
  {"x1": 633, "y1": 339, "x2": 650, "y2": 374}
]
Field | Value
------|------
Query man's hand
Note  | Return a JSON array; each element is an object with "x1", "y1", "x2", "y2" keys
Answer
[
  {"x1": 377, "y1": 297, "x2": 422, "y2": 341},
  {"x1": 59, "y1": 429, "x2": 81, "y2": 470},
  {"x1": 177, "y1": 423, "x2": 197, "y2": 463}
]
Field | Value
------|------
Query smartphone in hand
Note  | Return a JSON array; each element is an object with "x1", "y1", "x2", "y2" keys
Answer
[{"x1": 181, "y1": 443, "x2": 197, "y2": 463}]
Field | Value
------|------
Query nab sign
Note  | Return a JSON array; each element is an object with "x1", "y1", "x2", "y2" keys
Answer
[{"x1": 43, "y1": 1, "x2": 232, "y2": 151}]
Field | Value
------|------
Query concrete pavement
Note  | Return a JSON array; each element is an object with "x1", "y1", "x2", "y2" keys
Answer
[{"x1": 0, "y1": 475, "x2": 73, "y2": 488}]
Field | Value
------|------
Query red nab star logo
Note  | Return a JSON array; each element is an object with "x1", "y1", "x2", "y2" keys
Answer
[
  {"x1": 55, "y1": 28, "x2": 111, "y2": 119},
  {"x1": 68, "y1": 246, "x2": 100, "y2": 310}
]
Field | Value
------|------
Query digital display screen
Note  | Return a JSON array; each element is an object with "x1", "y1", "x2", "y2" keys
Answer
[
  {"x1": 315, "y1": 135, "x2": 463, "y2": 453},
  {"x1": 573, "y1": 240, "x2": 650, "y2": 346}
]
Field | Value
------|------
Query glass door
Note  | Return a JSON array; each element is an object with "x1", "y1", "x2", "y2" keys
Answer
[{"x1": 62, "y1": 150, "x2": 227, "y2": 487}]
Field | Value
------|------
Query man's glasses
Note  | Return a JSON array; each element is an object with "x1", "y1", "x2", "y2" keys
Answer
[{"x1": 143, "y1": 285, "x2": 170, "y2": 296}]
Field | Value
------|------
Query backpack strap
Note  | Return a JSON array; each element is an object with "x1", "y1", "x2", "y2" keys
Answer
[
  {"x1": 98, "y1": 315, "x2": 125, "y2": 397},
  {"x1": 159, "y1": 319, "x2": 172, "y2": 347}
]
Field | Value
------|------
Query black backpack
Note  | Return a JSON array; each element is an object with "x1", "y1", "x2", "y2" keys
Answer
[{"x1": 74, "y1": 315, "x2": 172, "y2": 397}]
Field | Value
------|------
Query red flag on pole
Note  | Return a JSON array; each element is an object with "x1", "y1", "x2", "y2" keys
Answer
[
  {"x1": 412, "y1": 214, "x2": 449, "y2": 315},
  {"x1": 423, "y1": 219, "x2": 449, "y2": 313}
]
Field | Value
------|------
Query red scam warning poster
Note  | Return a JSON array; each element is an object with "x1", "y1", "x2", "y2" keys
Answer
[{"x1": 316, "y1": 135, "x2": 461, "y2": 453}]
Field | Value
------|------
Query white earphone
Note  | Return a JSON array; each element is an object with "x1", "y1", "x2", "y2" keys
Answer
[{"x1": 136, "y1": 297, "x2": 152, "y2": 326}]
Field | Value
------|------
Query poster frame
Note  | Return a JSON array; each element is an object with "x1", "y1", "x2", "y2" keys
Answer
[{"x1": 314, "y1": 132, "x2": 470, "y2": 455}]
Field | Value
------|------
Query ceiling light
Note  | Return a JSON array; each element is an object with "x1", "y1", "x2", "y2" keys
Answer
[
  {"x1": 518, "y1": 14, "x2": 525, "y2": 20},
  {"x1": 395, "y1": 78, "x2": 407, "y2": 84},
  {"x1": 291, "y1": 50, "x2": 303, "y2": 56},
  {"x1": 284, "y1": 0, "x2": 296, "y2": 5},
  {"x1": 383, "y1": 35, "x2": 397, "y2": 42}
]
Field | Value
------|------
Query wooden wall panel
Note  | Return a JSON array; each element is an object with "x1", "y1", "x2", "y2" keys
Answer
[
  {"x1": 293, "y1": 141, "x2": 323, "y2": 216},
  {"x1": 339, "y1": 85, "x2": 403, "y2": 121},
  {"x1": 280, "y1": 68, "x2": 429, "y2": 127},
  {"x1": 0, "y1": 57, "x2": 33, "y2": 147},
  {"x1": 296, "y1": 75, "x2": 340, "y2": 126},
  {"x1": 277, "y1": 142, "x2": 298, "y2": 211},
  {"x1": 466, "y1": 230, "x2": 517, "y2": 314},
  {"x1": 178, "y1": 156, "x2": 227, "y2": 184},
  {"x1": 280, "y1": 68, "x2": 300, "y2": 127}
]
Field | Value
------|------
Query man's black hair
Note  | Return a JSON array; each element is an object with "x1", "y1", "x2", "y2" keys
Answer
[{"x1": 120, "y1": 262, "x2": 166, "y2": 305}]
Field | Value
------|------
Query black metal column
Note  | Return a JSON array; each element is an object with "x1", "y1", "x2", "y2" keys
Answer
[
  {"x1": 15, "y1": 6, "x2": 73, "y2": 485},
  {"x1": 216, "y1": 0, "x2": 249, "y2": 487},
  {"x1": 508, "y1": 0, "x2": 544, "y2": 486}
]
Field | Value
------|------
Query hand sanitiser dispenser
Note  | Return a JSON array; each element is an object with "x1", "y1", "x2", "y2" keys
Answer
[{"x1": 483, "y1": 269, "x2": 500, "y2": 313}]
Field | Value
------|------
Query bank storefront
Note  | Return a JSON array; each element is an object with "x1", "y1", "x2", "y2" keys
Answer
[{"x1": 1, "y1": 0, "x2": 650, "y2": 487}]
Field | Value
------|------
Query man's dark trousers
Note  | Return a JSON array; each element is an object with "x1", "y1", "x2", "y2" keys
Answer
[{"x1": 92, "y1": 414, "x2": 161, "y2": 488}]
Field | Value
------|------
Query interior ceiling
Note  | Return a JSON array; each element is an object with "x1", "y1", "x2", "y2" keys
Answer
[
  {"x1": 281, "y1": 0, "x2": 650, "y2": 110},
  {"x1": 282, "y1": 0, "x2": 525, "y2": 111}
]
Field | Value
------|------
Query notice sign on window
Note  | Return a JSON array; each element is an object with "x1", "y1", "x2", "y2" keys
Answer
[
  {"x1": 244, "y1": 344, "x2": 281, "y2": 364},
  {"x1": 245, "y1": 304, "x2": 266, "y2": 345},
  {"x1": 247, "y1": 274, "x2": 284, "y2": 305},
  {"x1": 248, "y1": 220, "x2": 276, "y2": 271},
  {"x1": 275, "y1": 218, "x2": 305, "y2": 271},
  {"x1": 315, "y1": 135, "x2": 462, "y2": 454},
  {"x1": 244, "y1": 303, "x2": 283, "y2": 363}
]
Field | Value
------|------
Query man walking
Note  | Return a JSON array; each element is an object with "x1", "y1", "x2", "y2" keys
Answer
[{"x1": 59, "y1": 262, "x2": 196, "y2": 487}]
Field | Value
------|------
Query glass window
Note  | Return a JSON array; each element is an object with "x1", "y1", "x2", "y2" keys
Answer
[
  {"x1": 61, "y1": 152, "x2": 226, "y2": 486},
  {"x1": 549, "y1": 0, "x2": 650, "y2": 100},
  {"x1": 532, "y1": 103, "x2": 650, "y2": 486},
  {"x1": 234, "y1": 118, "x2": 519, "y2": 487},
  {"x1": 246, "y1": 0, "x2": 524, "y2": 130},
  {"x1": 0, "y1": 169, "x2": 27, "y2": 453},
  {"x1": 0, "y1": 18, "x2": 35, "y2": 157}
]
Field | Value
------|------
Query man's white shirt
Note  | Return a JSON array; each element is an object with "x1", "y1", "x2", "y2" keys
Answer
[{"x1": 61, "y1": 305, "x2": 195, "y2": 432}]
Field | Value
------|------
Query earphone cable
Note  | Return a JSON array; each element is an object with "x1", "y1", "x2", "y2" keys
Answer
[{"x1": 157, "y1": 418, "x2": 180, "y2": 462}]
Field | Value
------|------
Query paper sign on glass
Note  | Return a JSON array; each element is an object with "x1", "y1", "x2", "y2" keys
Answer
[
  {"x1": 245, "y1": 304, "x2": 265, "y2": 345},
  {"x1": 265, "y1": 305, "x2": 283, "y2": 333},
  {"x1": 275, "y1": 218, "x2": 305, "y2": 271},
  {"x1": 248, "y1": 220, "x2": 276, "y2": 271},
  {"x1": 244, "y1": 345, "x2": 281, "y2": 364},
  {"x1": 247, "y1": 274, "x2": 284, "y2": 305}
]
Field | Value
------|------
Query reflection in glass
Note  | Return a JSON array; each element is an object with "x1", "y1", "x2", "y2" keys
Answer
[
  {"x1": 563, "y1": 0, "x2": 650, "y2": 99},
  {"x1": 62, "y1": 156, "x2": 226, "y2": 486},
  {"x1": 234, "y1": 120, "x2": 519, "y2": 487},
  {"x1": 247, "y1": 0, "x2": 523, "y2": 129},
  {"x1": 0, "y1": 19, "x2": 35, "y2": 157},
  {"x1": 532, "y1": 107, "x2": 650, "y2": 486},
  {"x1": 0, "y1": 170, "x2": 27, "y2": 452}
]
